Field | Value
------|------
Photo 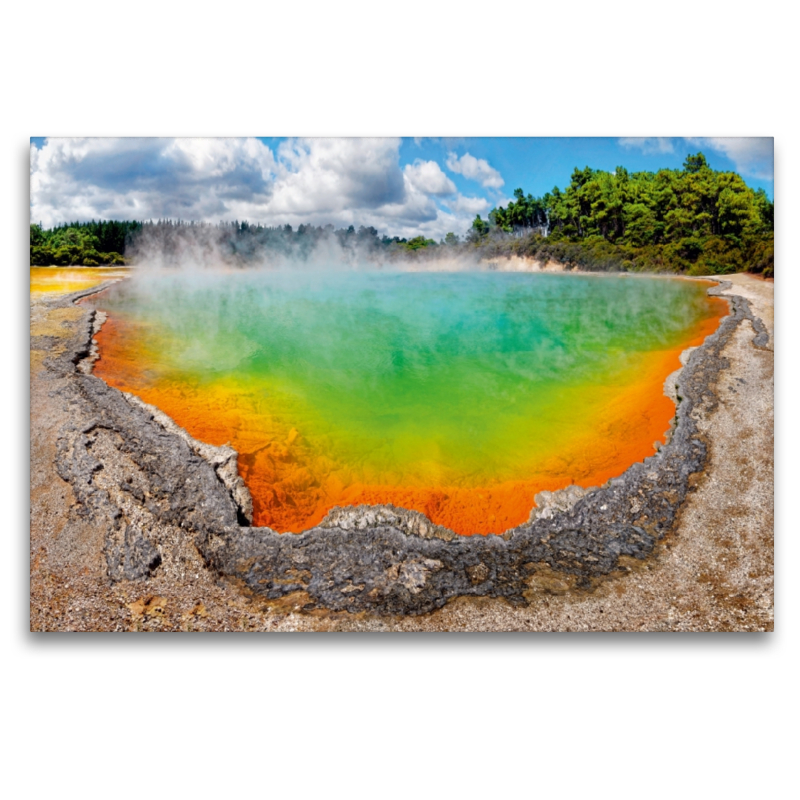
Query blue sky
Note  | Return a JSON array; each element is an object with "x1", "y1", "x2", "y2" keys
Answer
[
  {"x1": 401, "y1": 136, "x2": 774, "y2": 197},
  {"x1": 30, "y1": 137, "x2": 773, "y2": 238}
]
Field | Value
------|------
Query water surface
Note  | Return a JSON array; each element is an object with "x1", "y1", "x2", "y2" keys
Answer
[{"x1": 92, "y1": 270, "x2": 726, "y2": 534}]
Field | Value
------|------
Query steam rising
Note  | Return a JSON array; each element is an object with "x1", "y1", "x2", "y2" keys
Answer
[{"x1": 126, "y1": 221, "x2": 484, "y2": 274}]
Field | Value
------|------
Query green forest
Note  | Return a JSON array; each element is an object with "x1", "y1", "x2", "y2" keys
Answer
[
  {"x1": 29, "y1": 220, "x2": 140, "y2": 266},
  {"x1": 29, "y1": 153, "x2": 773, "y2": 276},
  {"x1": 468, "y1": 152, "x2": 773, "y2": 276}
]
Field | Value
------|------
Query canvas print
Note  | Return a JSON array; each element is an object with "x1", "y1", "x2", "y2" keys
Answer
[{"x1": 29, "y1": 137, "x2": 774, "y2": 631}]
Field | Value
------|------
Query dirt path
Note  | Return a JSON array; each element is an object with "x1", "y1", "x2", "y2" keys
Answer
[{"x1": 29, "y1": 274, "x2": 773, "y2": 631}]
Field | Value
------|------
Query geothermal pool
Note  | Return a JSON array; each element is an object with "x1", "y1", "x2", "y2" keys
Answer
[{"x1": 90, "y1": 270, "x2": 726, "y2": 535}]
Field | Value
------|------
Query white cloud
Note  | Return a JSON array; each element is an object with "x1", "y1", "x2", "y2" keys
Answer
[
  {"x1": 442, "y1": 194, "x2": 490, "y2": 216},
  {"x1": 29, "y1": 137, "x2": 498, "y2": 238},
  {"x1": 264, "y1": 139, "x2": 450, "y2": 233},
  {"x1": 270, "y1": 137, "x2": 406, "y2": 215},
  {"x1": 403, "y1": 159, "x2": 456, "y2": 196},
  {"x1": 618, "y1": 137, "x2": 675, "y2": 154},
  {"x1": 445, "y1": 152, "x2": 504, "y2": 189},
  {"x1": 619, "y1": 136, "x2": 774, "y2": 181},
  {"x1": 685, "y1": 136, "x2": 773, "y2": 180},
  {"x1": 30, "y1": 137, "x2": 276, "y2": 226},
  {"x1": 371, "y1": 173, "x2": 438, "y2": 224}
]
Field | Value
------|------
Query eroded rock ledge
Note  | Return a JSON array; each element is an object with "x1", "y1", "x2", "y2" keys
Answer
[{"x1": 46, "y1": 279, "x2": 765, "y2": 615}]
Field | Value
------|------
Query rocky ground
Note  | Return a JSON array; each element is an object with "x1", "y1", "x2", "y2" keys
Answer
[{"x1": 29, "y1": 273, "x2": 773, "y2": 631}]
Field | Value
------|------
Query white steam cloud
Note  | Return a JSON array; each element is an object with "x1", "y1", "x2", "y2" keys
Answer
[{"x1": 125, "y1": 220, "x2": 486, "y2": 276}]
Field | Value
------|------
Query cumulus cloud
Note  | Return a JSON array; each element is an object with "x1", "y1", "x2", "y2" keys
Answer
[
  {"x1": 618, "y1": 137, "x2": 675, "y2": 154},
  {"x1": 685, "y1": 136, "x2": 773, "y2": 180},
  {"x1": 30, "y1": 136, "x2": 492, "y2": 237},
  {"x1": 445, "y1": 152, "x2": 504, "y2": 189},
  {"x1": 267, "y1": 140, "x2": 451, "y2": 234},
  {"x1": 404, "y1": 159, "x2": 456, "y2": 196},
  {"x1": 271, "y1": 137, "x2": 406, "y2": 214},
  {"x1": 30, "y1": 137, "x2": 277, "y2": 226},
  {"x1": 619, "y1": 136, "x2": 774, "y2": 180},
  {"x1": 442, "y1": 194, "x2": 490, "y2": 216}
]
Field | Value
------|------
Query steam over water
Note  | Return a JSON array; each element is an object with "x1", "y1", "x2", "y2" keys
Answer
[{"x1": 93, "y1": 270, "x2": 726, "y2": 534}]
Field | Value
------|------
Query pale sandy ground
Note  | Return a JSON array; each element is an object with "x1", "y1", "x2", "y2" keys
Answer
[
  {"x1": 401, "y1": 255, "x2": 566, "y2": 272},
  {"x1": 481, "y1": 255, "x2": 566, "y2": 272},
  {"x1": 29, "y1": 273, "x2": 773, "y2": 632}
]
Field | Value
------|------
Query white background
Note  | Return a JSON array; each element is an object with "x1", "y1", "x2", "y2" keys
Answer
[{"x1": 3, "y1": 2, "x2": 796, "y2": 798}]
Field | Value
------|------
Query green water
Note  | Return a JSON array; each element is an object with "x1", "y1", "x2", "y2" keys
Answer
[{"x1": 98, "y1": 270, "x2": 718, "y2": 486}]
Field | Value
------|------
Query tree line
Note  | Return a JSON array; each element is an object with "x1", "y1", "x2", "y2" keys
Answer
[
  {"x1": 29, "y1": 220, "x2": 141, "y2": 266},
  {"x1": 29, "y1": 153, "x2": 773, "y2": 276},
  {"x1": 467, "y1": 153, "x2": 773, "y2": 276},
  {"x1": 29, "y1": 218, "x2": 438, "y2": 267}
]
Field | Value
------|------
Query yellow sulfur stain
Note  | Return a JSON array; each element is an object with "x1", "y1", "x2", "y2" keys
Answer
[{"x1": 30, "y1": 267, "x2": 128, "y2": 298}]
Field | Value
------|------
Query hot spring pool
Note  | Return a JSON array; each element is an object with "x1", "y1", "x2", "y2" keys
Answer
[{"x1": 91, "y1": 269, "x2": 726, "y2": 535}]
